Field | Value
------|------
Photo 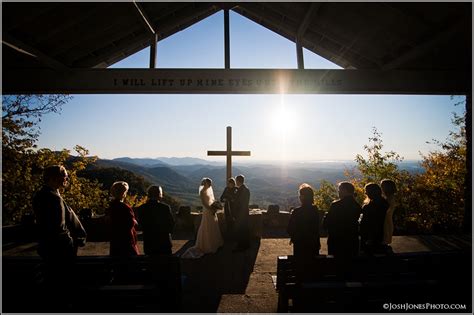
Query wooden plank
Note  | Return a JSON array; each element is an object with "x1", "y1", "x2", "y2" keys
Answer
[
  {"x1": 224, "y1": 9, "x2": 230, "y2": 69},
  {"x1": 296, "y1": 3, "x2": 321, "y2": 39},
  {"x1": 3, "y1": 33, "x2": 70, "y2": 72},
  {"x1": 3, "y1": 68, "x2": 470, "y2": 95},
  {"x1": 207, "y1": 151, "x2": 251, "y2": 156}
]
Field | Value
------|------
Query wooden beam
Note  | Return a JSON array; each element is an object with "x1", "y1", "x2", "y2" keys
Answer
[
  {"x1": 133, "y1": 1, "x2": 156, "y2": 34},
  {"x1": 296, "y1": 39, "x2": 304, "y2": 69},
  {"x1": 382, "y1": 20, "x2": 466, "y2": 70},
  {"x1": 3, "y1": 68, "x2": 470, "y2": 95},
  {"x1": 74, "y1": 3, "x2": 218, "y2": 68},
  {"x1": 2, "y1": 33, "x2": 70, "y2": 72},
  {"x1": 297, "y1": 3, "x2": 320, "y2": 39},
  {"x1": 224, "y1": 9, "x2": 230, "y2": 69},
  {"x1": 234, "y1": 4, "x2": 379, "y2": 69},
  {"x1": 149, "y1": 33, "x2": 158, "y2": 68}
]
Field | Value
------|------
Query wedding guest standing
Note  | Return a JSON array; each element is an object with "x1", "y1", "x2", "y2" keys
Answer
[
  {"x1": 287, "y1": 183, "x2": 320, "y2": 260},
  {"x1": 323, "y1": 182, "x2": 361, "y2": 258},
  {"x1": 233, "y1": 175, "x2": 251, "y2": 252},
  {"x1": 220, "y1": 177, "x2": 238, "y2": 239},
  {"x1": 107, "y1": 181, "x2": 139, "y2": 256},
  {"x1": 32, "y1": 165, "x2": 87, "y2": 310},
  {"x1": 381, "y1": 179, "x2": 397, "y2": 248},
  {"x1": 136, "y1": 185, "x2": 175, "y2": 255},
  {"x1": 359, "y1": 183, "x2": 389, "y2": 255},
  {"x1": 33, "y1": 165, "x2": 87, "y2": 260}
]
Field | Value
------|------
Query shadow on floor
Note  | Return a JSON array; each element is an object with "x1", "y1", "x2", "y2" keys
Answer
[
  {"x1": 175, "y1": 238, "x2": 261, "y2": 312},
  {"x1": 413, "y1": 233, "x2": 472, "y2": 251}
]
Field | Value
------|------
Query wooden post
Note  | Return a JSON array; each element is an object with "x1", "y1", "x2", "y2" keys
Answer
[
  {"x1": 464, "y1": 93, "x2": 472, "y2": 233},
  {"x1": 207, "y1": 126, "x2": 251, "y2": 183},
  {"x1": 224, "y1": 9, "x2": 230, "y2": 69},
  {"x1": 150, "y1": 33, "x2": 157, "y2": 68},
  {"x1": 226, "y1": 126, "x2": 232, "y2": 180},
  {"x1": 296, "y1": 39, "x2": 304, "y2": 69}
]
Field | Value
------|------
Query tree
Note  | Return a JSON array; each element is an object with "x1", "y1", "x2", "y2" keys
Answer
[
  {"x1": 313, "y1": 180, "x2": 338, "y2": 211},
  {"x1": 2, "y1": 94, "x2": 72, "y2": 151},
  {"x1": 408, "y1": 99, "x2": 467, "y2": 233},
  {"x1": 345, "y1": 127, "x2": 409, "y2": 205},
  {"x1": 2, "y1": 95, "x2": 107, "y2": 225}
]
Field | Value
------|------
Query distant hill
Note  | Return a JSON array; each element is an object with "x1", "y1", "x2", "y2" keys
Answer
[
  {"x1": 86, "y1": 158, "x2": 424, "y2": 210},
  {"x1": 112, "y1": 157, "x2": 222, "y2": 167},
  {"x1": 113, "y1": 157, "x2": 169, "y2": 167}
]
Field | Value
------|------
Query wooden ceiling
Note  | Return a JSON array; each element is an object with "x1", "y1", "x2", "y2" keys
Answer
[{"x1": 2, "y1": 2, "x2": 471, "y2": 72}]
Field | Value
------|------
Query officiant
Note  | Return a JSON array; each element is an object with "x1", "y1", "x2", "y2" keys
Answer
[{"x1": 233, "y1": 175, "x2": 251, "y2": 252}]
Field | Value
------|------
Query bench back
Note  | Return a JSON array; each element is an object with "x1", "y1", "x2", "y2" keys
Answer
[{"x1": 2, "y1": 254, "x2": 182, "y2": 312}]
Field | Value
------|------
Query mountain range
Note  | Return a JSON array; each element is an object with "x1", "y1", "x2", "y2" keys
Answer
[{"x1": 89, "y1": 157, "x2": 423, "y2": 210}]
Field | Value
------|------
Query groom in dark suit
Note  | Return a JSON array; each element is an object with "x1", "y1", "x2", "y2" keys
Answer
[{"x1": 233, "y1": 174, "x2": 250, "y2": 252}]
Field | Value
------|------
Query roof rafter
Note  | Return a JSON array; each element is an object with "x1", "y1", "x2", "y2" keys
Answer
[
  {"x1": 2, "y1": 33, "x2": 70, "y2": 72},
  {"x1": 297, "y1": 2, "x2": 321, "y2": 40},
  {"x1": 132, "y1": 1, "x2": 156, "y2": 34},
  {"x1": 382, "y1": 19, "x2": 467, "y2": 70}
]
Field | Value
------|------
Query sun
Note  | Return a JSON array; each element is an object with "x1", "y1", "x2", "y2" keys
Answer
[{"x1": 270, "y1": 98, "x2": 297, "y2": 137}]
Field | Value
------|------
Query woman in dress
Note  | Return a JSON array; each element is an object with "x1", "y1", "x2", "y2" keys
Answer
[
  {"x1": 359, "y1": 183, "x2": 389, "y2": 255},
  {"x1": 107, "y1": 181, "x2": 140, "y2": 257},
  {"x1": 381, "y1": 179, "x2": 397, "y2": 247},
  {"x1": 181, "y1": 178, "x2": 224, "y2": 259}
]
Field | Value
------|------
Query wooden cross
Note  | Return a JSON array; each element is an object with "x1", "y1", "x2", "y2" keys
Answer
[{"x1": 208, "y1": 126, "x2": 251, "y2": 182}]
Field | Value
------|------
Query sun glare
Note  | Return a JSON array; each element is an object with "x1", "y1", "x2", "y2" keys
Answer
[{"x1": 270, "y1": 95, "x2": 297, "y2": 137}]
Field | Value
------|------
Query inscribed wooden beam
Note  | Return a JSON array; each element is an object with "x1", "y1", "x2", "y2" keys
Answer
[{"x1": 3, "y1": 68, "x2": 470, "y2": 95}]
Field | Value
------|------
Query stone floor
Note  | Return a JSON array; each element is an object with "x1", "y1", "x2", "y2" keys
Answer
[{"x1": 3, "y1": 234, "x2": 472, "y2": 312}]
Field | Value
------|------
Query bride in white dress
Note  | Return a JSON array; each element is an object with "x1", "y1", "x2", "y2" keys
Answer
[{"x1": 181, "y1": 178, "x2": 224, "y2": 259}]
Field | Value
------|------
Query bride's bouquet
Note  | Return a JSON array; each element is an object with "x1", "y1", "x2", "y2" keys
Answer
[{"x1": 210, "y1": 200, "x2": 222, "y2": 215}]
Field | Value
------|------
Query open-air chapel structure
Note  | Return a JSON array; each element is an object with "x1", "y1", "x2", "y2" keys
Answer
[{"x1": 2, "y1": 2, "x2": 472, "y2": 313}]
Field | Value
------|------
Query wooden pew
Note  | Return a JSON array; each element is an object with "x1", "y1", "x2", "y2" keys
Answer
[
  {"x1": 276, "y1": 250, "x2": 471, "y2": 312},
  {"x1": 2, "y1": 254, "x2": 182, "y2": 312}
]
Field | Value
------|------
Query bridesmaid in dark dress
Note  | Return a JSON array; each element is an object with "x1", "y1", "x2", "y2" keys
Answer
[{"x1": 107, "y1": 181, "x2": 139, "y2": 257}]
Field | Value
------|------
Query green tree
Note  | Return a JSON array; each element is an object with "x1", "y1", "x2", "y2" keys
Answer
[
  {"x1": 2, "y1": 95, "x2": 107, "y2": 224},
  {"x1": 407, "y1": 100, "x2": 467, "y2": 233},
  {"x1": 345, "y1": 127, "x2": 409, "y2": 205},
  {"x1": 313, "y1": 180, "x2": 338, "y2": 211}
]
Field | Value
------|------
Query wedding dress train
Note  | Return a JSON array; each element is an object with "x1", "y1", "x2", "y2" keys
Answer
[{"x1": 181, "y1": 185, "x2": 223, "y2": 259}]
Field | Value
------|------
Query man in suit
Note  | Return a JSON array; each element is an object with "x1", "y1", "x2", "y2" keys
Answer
[
  {"x1": 323, "y1": 181, "x2": 361, "y2": 258},
  {"x1": 233, "y1": 174, "x2": 250, "y2": 252},
  {"x1": 136, "y1": 185, "x2": 175, "y2": 255},
  {"x1": 33, "y1": 165, "x2": 87, "y2": 260},
  {"x1": 33, "y1": 165, "x2": 87, "y2": 310},
  {"x1": 287, "y1": 183, "x2": 320, "y2": 260}
]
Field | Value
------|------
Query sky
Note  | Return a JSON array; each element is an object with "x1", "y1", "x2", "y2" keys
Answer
[{"x1": 36, "y1": 11, "x2": 465, "y2": 162}]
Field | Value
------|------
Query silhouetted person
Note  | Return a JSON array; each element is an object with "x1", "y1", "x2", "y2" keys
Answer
[
  {"x1": 106, "y1": 181, "x2": 139, "y2": 256},
  {"x1": 323, "y1": 182, "x2": 361, "y2": 258},
  {"x1": 32, "y1": 165, "x2": 86, "y2": 310},
  {"x1": 360, "y1": 183, "x2": 389, "y2": 255},
  {"x1": 33, "y1": 165, "x2": 87, "y2": 259},
  {"x1": 381, "y1": 179, "x2": 397, "y2": 249},
  {"x1": 233, "y1": 175, "x2": 251, "y2": 252},
  {"x1": 220, "y1": 177, "x2": 238, "y2": 239},
  {"x1": 136, "y1": 185, "x2": 175, "y2": 255},
  {"x1": 287, "y1": 183, "x2": 320, "y2": 260}
]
